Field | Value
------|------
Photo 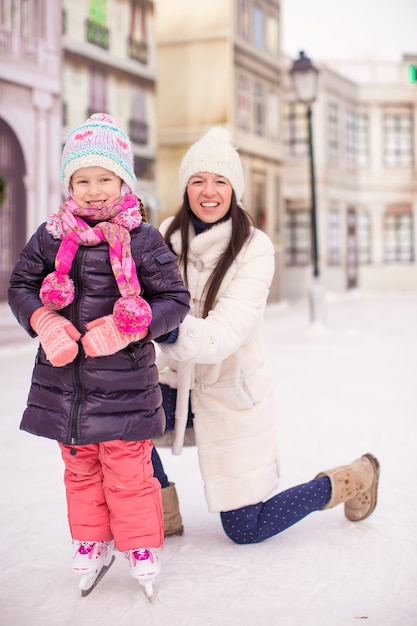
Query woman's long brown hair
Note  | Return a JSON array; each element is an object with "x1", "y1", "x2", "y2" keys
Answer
[{"x1": 164, "y1": 192, "x2": 254, "y2": 318}]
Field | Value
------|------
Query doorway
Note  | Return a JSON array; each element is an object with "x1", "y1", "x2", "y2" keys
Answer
[{"x1": 0, "y1": 118, "x2": 27, "y2": 299}]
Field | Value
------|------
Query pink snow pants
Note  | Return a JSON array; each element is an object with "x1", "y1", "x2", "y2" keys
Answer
[{"x1": 59, "y1": 439, "x2": 163, "y2": 552}]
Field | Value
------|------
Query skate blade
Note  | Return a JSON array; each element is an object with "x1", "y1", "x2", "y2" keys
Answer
[
  {"x1": 80, "y1": 555, "x2": 116, "y2": 597},
  {"x1": 139, "y1": 579, "x2": 154, "y2": 601},
  {"x1": 132, "y1": 572, "x2": 159, "y2": 602}
]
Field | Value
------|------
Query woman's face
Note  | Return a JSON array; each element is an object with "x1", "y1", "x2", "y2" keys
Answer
[
  {"x1": 186, "y1": 172, "x2": 233, "y2": 224},
  {"x1": 71, "y1": 166, "x2": 122, "y2": 209}
]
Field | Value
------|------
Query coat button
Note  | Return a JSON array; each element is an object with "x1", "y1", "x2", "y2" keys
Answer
[
  {"x1": 193, "y1": 258, "x2": 205, "y2": 271},
  {"x1": 186, "y1": 329, "x2": 194, "y2": 338}
]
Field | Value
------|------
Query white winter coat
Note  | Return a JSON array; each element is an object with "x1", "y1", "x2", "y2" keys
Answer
[{"x1": 156, "y1": 216, "x2": 280, "y2": 512}]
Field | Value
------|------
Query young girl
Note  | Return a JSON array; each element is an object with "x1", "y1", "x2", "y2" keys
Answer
[
  {"x1": 8, "y1": 113, "x2": 190, "y2": 596},
  {"x1": 152, "y1": 127, "x2": 379, "y2": 544}
]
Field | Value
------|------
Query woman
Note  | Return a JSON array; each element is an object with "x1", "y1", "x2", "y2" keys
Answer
[{"x1": 153, "y1": 127, "x2": 379, "y2": 544}]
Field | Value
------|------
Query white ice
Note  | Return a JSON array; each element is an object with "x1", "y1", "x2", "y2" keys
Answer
[{"x1": 1, "y1": 290, "x2": 416, "y2": 626}]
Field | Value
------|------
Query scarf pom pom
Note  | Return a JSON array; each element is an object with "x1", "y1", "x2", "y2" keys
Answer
[
  {"x1": 40, "y1": 272, "x2": 75, "y2": 310},
  {"x1": 113, "y1": 295, "x2": 152, "y2": 333},
  {"x1": 46, "y1": 213, "x2": 65, "y2": 239}
]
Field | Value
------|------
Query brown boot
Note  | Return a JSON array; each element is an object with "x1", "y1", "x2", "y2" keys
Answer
[
  {"x1": 316, "y1": 453, "x2": 380, "y2": 521},
  {"x1": 162, "y1": 482, "x2": 184, "y2": 537}
]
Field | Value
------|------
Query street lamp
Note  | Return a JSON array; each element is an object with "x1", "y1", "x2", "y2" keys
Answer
[{"x1": 290, "y1": 50, "x2": 324, "y2": 325}]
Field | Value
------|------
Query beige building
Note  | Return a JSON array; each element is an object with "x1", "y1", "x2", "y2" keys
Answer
[
  {"x1": 0, "y1": 0, "x2": 62, "y2": 299},
  {"x1": 155, "y1": 0, "x2": 284, "y2": 301},
  {"x1": 282, "y1": 53, "x2": 417, "y2": 298},
  {"x1": 62, "y1": 0, "x2": 162, "y2": 223},
  {"x1": 2, "y1": 0, "x2": 415, "y2": 308}
]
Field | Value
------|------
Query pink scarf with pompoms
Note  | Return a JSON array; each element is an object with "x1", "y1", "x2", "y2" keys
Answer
[{"x1": 40, "y1": 193, "x2": 152, "y2": 333}]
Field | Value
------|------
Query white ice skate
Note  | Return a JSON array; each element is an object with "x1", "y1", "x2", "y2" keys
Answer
[
  {"x1": 72, "y1": 540, "x2": 115, "y2": 597},
  {"x1": 124, "y1": 547, "x2": 161, "y2": 600}
]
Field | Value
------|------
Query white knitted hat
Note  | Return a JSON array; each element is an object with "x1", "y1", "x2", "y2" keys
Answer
[{"x1": 178, "y1": 127, "x2": 244, "y2": 203}]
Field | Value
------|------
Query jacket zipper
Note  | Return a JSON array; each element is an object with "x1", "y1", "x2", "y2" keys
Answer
[
  {"x1": 68, "y1": 248, "x2": 85, "y2": 454},
  {"x1": 127, "y1": 346, "x2": 140, "y2": 369}
]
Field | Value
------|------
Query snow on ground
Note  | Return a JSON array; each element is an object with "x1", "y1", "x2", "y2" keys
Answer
[{"x1": 0, "y1": 290, "x2": 416, "y2": 626}]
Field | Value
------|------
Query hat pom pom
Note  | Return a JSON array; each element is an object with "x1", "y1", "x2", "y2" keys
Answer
[
  {"x1": 88, "y1": 112, "x2": 117, "y2": 126},
  {"x1": 40, "y1": 272, "x2": 75, "y2": 310},
  {"x1": 204, "y1": 126, "x2": 233, "y2": 144},
  {"x1": 113, "y1": 295, "x2": 152, "y2": 333}
]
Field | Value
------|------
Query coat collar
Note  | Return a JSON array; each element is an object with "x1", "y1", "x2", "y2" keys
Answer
[{"x1": 170, "y1": 218, "x2": 232, "y2": 262}]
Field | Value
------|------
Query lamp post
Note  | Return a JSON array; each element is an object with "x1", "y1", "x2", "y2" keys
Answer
[{"x1": 290, "y1": 51, "x2": 324, "y2": 324}]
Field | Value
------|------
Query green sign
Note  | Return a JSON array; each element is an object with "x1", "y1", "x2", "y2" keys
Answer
[{"x1": 89, "y1": 0, "x2": 107, "y2": 25}]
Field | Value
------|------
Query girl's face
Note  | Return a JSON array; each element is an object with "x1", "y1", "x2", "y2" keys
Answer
[
  {"x1": 71, "y1": 166, "x2": 122, "y2": 209},
  {"x1": 186, "y1": 172, "x2": 233, "y2": 224}
]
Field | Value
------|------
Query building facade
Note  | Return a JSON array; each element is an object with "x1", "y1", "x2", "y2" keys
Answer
[
  {"x1": 0, "y1": 0, "x2": 62, "y2": 299},
  {"x1": 1, "y1": 0, "x2": 415, "y2": 307},
  {"x1": 155, "y1": 0, "x2": 284, "y2": 301},
  {"x1": 0, "y1": 0, "x2": 160, "y2": 302},
  {"x1": 282, "y1": 53, "x2": 417, "y2": 298},
  {"x1": 62, "y1": 0, "x2": 161, "y2": 223}
]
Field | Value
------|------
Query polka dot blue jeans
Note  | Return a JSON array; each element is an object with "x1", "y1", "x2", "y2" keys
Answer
[
  {"x1": 152, "y1": 446, "x2": 331, "y2": 544},
  {"x1": 220, "y1": 477, "x2": 331, "y2": 544}
]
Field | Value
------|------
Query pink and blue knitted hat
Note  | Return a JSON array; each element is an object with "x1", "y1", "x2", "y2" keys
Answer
[{"x1": 61, "y1": 113, "x2": 137, "y2": 195}]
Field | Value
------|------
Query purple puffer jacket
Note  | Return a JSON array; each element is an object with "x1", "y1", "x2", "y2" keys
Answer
[{"x1": 8, "y1": 220, "x2": 190, "y2": 446}]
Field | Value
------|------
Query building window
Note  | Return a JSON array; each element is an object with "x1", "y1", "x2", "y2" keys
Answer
[
  {"x1": 236, "y1": 1, "x2": 279, "y2": 57},
  {"x1": 357, "y1": 211, "x2": 371, "y2": 264},
  {"x1": 237, "y1": 0, "x2": 250, "y2": 41},
  {"x1": 345, "y1": 110, "x2": 369, "y2": 169},
  {"x1": 346, "y1": 110, "x2": 356, "y2": 167},
  {"x1": 274, "y1": 175, "x2": 281, "y2": 236},
  {"x1": 266, "y1": 90, "x2": 279, "y2": 140},
  {"x1": 328, "y1": 208, "x2": 341, "y2": 265},
  {"x1": 134, "y1": 157, "x2": 154, "y2": 181},
  {"x1": 236, "y1": 74, "x2": 251, "y2": 132},
  {"x1": 384, "y1": 205, "x2": 414, "y2": 262},
  {"x1": 328, "y1": 103, "x2": 339, "y2": 163},
  {"x1": 129, "y1": 1, "x2": 148, "y2": 64},
  {"x1": 254, "y1": 83, "x2": 265, "y2": 137},
  {"x1": 0, "y1": 0, "x2": 45, "y2": 60},
  {"x1": 285, "y1": 207, "x2": 311, "y2": 266},
  {"x1": 384, "y1": 113, "x2": 413, "y2": 167},
  {"x1": 0, "y1": 0, "x2": 44, "y2": 37},
  {"x1": 346, "y1": 207, "x2": 358, "y2": 288},
  {"x1": 283, "y1": 102, "x2": 308, "y2": 159},
  {"x1": 88, "y1": 67, "x2": 107, "y2": 116},
  {"x1": 253, "y1": 5, "x2": 265, "y2": 50},
  {"x1": 357, "y1": 113, "x2": 369, "y2": 168},
  {"x1": 265, "y1": 14, "x2": 279, "y2": 56},
  {"x1": 130, "y1": 85, "x2": 148, "y2": 144},
  {"x1": 253, "y1": 173, "x2": 266, "y2": 230}
]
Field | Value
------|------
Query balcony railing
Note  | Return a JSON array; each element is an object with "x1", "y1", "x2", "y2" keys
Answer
[
  {"x1": 0, "y1": 26, "x2": 60, "y2": 75},
  {"x1": 0, "y1": 28, "x2": 37, "y2": 63},
  {"x1": 128, "y1": 36, "x2": 148, "y2": 64},
  {"x1": 86, "y1": 19, "x2": 109, "y2": 50}
]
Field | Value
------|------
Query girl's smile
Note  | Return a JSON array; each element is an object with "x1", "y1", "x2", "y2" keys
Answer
[{"x1": 71, "y1": 166, "x2": 122, "y2": 208}]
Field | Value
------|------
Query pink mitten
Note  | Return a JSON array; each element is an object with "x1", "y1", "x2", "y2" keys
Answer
[
  {"x1": 81, "y1": 314, "x2": 148, "y2": 357},
  {"x1": 30, "y1": 306, "x2": 81, "y2": 367}
]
